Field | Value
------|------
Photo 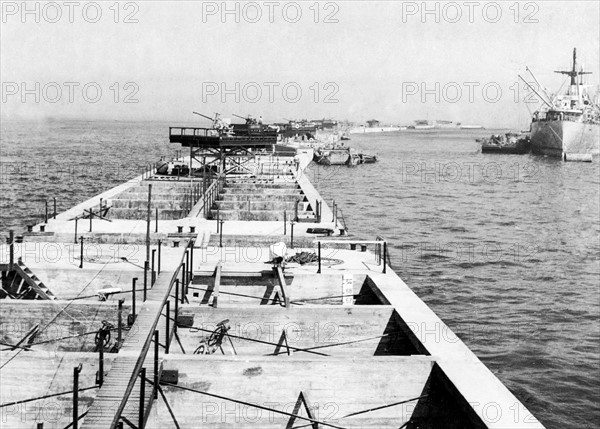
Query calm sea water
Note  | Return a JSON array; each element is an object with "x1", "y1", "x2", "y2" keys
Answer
[{"x1": 1, "y1": 120, "x2": 599, "y2": 428}]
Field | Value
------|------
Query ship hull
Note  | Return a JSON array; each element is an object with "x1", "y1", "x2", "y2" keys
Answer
[{"x1": 531, "y1": 120, "x2": 600, "y2": 157}]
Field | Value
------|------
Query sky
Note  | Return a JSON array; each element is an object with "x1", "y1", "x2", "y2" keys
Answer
[{"x1": 1, "y1": 1, "x2": 599, "y2": 127}]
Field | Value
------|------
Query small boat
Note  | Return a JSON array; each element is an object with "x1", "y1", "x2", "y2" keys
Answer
[
  {"x1": 340, "y1": 134, "x2": 351, "y2": 141},
  {"x1": 314, "y1": 147, "x2": 377, "y2": 166},
  {"x1": 481, "y1": 133, "x2": 531, "y2": 154}
]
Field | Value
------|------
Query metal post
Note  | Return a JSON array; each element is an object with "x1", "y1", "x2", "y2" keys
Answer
[
  {"x1": 117, "y1": 299, "x2": 124, "y2": 344},
  {"x1": 157, "y1": 240, "x2": 162, "y2": 274},
  {"x1": 146, "y1": 184, "x2": 152, "y2": 263},
  {"x1": 8, "y1": 230, "x2": 14, "y2": 270},
  {"x1": 139, "y1": 368, "x2": 146, "y2": 429},
  {"x1": 294, "y1": 200, "x2": 299, "y2": 221},
  {"x1": 332, "y1": 199, "x2": 335, "y2": 222},
  {"x1": 151, "y1": 250, "x2": 156, "y2": 286},
  {"x1": 79, "y1": 236, "x2": 84, "y2": 269},
  {"x1": 283, "y1": 210, "x2": 287, "y2": 235},
  {"x1": 155, "y1": 207, "x2": 158, "y2": 233},
  {"x1": 53, "y1": 197, "x2": 57, "y2": 219},
  {"x1": 131, "y1": 277, "x2": 137, "y2": 322},
  {"x1": 175, "y1": 279, "x2": 179, "y2": 330},
  {"x1": 45, "y1": 200, "x2": 48, "y2": 223},
  {"x1": 317, "y1": 241, "x2": 322, "y2": 274},
  {"x1": 73, "y1": 364, "x2": 82, "y2": 429},
  {"x1": 216, "y1": 206, "x2": 220, "y2": 232},
  {"x1": 74, "y1": 218, "x2": 78, "y2": 244},
  {"x1": 182, "y1": 262, "x2": 186, "y2": 291},
  {"x1": 98, "y1": 330, "x2": 104, "y2": 387},
  {"x1": 317, "y1": 200, "x2": 321, "y2": 223},
  {"x1": 185, "y1": 250, "x2": 190, "y2": 287},
  {"x1": 290, "y1": 222, "x2": 295, "y2": 249},
  {"x1": 190, "y1": 241, "x2": 194, "y2": 281},
  {"x1": 219, "y1": 220, "x2": 224, "y2": 247},
  {"x1": 383, "y1": 242, "x2": 387, "y2": 274},
  {"x1": 143, "y1": 261, "x2": 148, "y2": 301},
  {"x1": 154, "y1": 330, "x2": 159, "y2": 400},
  {"x1": 165, "y1": 300, "x2": 170, "y2": 354},
  {"x1": 89, "y1": 207, "x2": 92, "y2": 232},
  {"x1": 177, "y1": 279, "x2": 183, "y2": 304}
]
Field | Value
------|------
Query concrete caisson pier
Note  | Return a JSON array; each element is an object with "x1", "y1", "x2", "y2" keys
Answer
[{"x1": 0, "y1": 140, "x2": 544, "y2": 428}]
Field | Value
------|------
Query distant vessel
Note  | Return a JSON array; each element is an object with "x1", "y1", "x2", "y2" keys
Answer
[
  {"x1": 522, "y1": 48, "x2": 600, "y2": 159},
  {"x1": 349, "y1": 119, "x2": 401, "y2": 133},
  {"x1": 414, "y1": 120, "x2": 435, "y2": 130},
  {"x1": 458, "y1": 123, "x2": 484, "y2": 129}
]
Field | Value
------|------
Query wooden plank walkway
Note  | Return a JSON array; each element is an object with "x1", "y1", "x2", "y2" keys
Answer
[{"x1": 81, "y1": 245, "x2": 188, "y2": 429}]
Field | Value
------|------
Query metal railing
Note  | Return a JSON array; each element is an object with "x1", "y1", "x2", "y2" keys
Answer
[
  {"x1": 314, "y1": 238, "x2": 390, "y2": 274},
  {"x1": 110, "y1": 240, "x2": 193, "y2": 429}
]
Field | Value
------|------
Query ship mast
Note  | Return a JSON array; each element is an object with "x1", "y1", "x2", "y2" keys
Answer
[{"x1": 554, "y1": 48, "x2": 591, "y2": 96}]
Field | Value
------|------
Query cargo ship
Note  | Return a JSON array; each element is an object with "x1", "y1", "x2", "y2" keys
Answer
[
  {"x1": 0, "y1": 121, "x2": 544, "y2": 428},
  {"x1": 522, "y1": 48, "x2": 600, "y2": 159}
]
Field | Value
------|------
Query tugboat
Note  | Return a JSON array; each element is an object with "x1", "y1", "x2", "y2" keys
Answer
[
  {"x1": 481, "y1": 132, "x2": 531, "y2": 154},
  {"x1": 521, "y1": 48, "x2": 600, "y2": 160}
]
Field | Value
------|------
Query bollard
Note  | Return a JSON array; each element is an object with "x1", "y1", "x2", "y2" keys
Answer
[
  {"x1": 165, "y1": 300, "x2": 170, "y2": 354},
  {"x1": 27, "y1": 225, "x2": 33, "y2": 233},
  {"x1": 317, "y1": 241, "x2": 322, "y2": 274},
  {"x1": 143, "y1": 261, "x2": 148, "y2": 301},
  {"x1": 79, "y1": 236, "x2": 84, "y2": 269},
  {"x1": 73, "y1": 364, "x2": 82, "y2": 429},
  {"x1": 177, "y1": 225, "x2": 183, "y2": 233},
  {"x1": 40, "y1": 224, "x2": 45, "y2": 232},
  {"x1": 139, "y1": 368, "x2": 146, "y2": 428}
]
